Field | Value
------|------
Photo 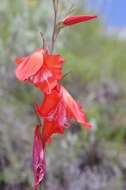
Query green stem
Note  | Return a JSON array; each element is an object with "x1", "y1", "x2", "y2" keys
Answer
[
  {"x1": 51, "y1": 0, "x2": 59, "y2": 52},
  {"x1": 33, "y1": 104, "x2": 42, "y2": 126},
  {"x1": 39, "y1": 183, "x2": 43, "y2": 190}
]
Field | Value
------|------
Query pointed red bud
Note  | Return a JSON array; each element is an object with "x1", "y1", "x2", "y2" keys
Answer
[{"x1": 63, "y1": 15, "x2": 97, "y2": 26}]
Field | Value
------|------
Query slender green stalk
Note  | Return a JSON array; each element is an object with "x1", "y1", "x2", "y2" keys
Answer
[
  {"x1": 39, "y1": 183, "x2": 43, "y2": 190},
  {"x1": 51, "y1": 0, "x2": 59, "y2": 52},
  {"x1": 33, "y1": 105, "x2": 42, "y2": 126}
]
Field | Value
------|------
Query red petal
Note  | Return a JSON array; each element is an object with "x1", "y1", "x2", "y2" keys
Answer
[
  {"x1": 62, "y1": 86, "x2": 92, "y2": 128},
  {"x1": 36, "y1": 87, "x2": 62, "y2": 116},
  {"x1": 16, "y1": 49, "x2": 44, "y2": 81},
  {"x1": 34, "y1": 73, "x2": 58, "y2": 94},
  {"x1": 42, "y1": 120, "x2": 64, "y2": 146},
  {"x1": 33, "y1": 125, "x2": 46, "y2": 190},
  {"x1": 47, "y1": 137, "x2": 53, "y2": 144},
  {"x1": 45, "y1": 54, "x2": 64, "y2": 80},
  {"x1": 16, "y1": 56, "x2": 28, "y2": 64},
  {"x1": 63, "y1": 15, "x2": 97, "y2": 26}
]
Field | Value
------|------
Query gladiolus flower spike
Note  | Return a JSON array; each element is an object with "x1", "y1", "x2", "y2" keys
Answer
[{"x1": 15, "y1": 2, "x2": 97, "y2": 190}]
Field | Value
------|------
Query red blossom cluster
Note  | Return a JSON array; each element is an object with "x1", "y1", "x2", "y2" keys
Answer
[{"x1": 15, "y1": 15, "x2": 97, "y2": 190}]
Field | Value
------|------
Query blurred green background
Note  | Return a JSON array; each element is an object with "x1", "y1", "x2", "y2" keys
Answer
[{"x1": 0, "y1": 0, "x2": 126, "y2": 190}]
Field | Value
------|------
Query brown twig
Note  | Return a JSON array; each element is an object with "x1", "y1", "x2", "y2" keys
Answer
[
  {"x1": 40, "y1": 32, "x2": 45, "y2": 49},
  {"x1": 40, "y1": 32, "x2": 49, "y2": 52},
  {"x1": 62, "y1": 71, "x2": 71, "y2": 80}
]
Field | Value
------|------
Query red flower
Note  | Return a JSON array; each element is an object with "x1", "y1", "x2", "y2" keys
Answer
[
  {"x1": 36, "y1": 85, "x2": 92, "y2": 135},
  {"x1": 15, "y1": 49, "x2": 64, "y2": 94},
  {"x1": 63, "y1": 15, "x2": 97, "y2": 26},
  {"x1": 33, "y1": 125, "x2": 46, "y2": 190}
]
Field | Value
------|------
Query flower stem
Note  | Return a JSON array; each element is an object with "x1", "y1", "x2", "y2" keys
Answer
[
  {"x1": 51, "y1": 0, "x2": 59, "y2": 52},
  {"x1": 39, "y1": 183, "x2": 43, "y2": 190},
  {"x1": 33, "y1": 104, "x2": 42, "y2": 126}
]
